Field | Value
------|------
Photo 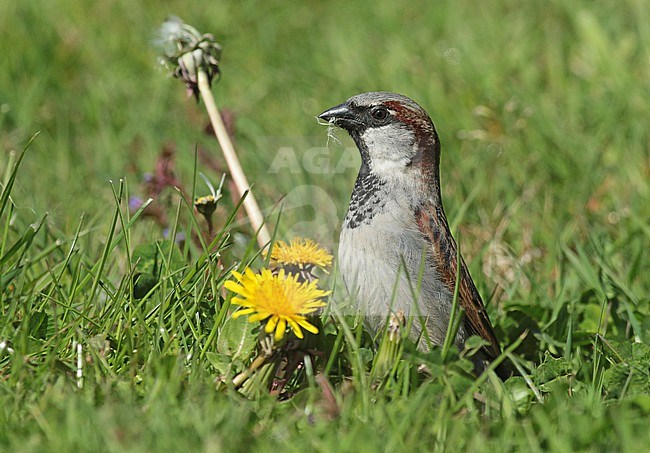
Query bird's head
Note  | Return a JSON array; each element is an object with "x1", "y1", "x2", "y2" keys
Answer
[{"x1": 318, "y1": 92, "x2": 440, "y2": 182}]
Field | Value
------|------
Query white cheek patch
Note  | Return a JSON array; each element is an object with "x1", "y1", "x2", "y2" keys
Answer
[{"x1": 361, "y1": 124, "x2": 416, "y2": 173}]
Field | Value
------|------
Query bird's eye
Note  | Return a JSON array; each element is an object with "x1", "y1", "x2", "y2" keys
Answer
[{"x1": 370, "y1": 106, "x2": 389, "y2": 120}]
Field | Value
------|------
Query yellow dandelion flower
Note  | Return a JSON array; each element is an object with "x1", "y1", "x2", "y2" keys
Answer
[
  {"x1": 267, "y1": 237, "x2": 333, "y2": 271},
  {"x1": 224, "y1": 268, "x2": 330, "y2": 342}
]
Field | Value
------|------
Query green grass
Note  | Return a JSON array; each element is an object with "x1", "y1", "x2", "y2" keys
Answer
[{"x1": 2, "y1": 0, "x2": 650, "y2": 451}]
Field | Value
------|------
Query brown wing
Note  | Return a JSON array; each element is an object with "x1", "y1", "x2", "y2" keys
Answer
[{"x1": 415, "y1": 203, "x2": 502, "y2": 360}]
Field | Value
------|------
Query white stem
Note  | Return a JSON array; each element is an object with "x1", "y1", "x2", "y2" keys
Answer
[{"x1": 197, "y1": 69, "x2": 271, "y2": 248}]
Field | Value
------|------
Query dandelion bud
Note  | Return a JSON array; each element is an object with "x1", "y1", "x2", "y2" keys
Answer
[{"x1": 194, "y1": 195, "x2": 218, "y2": 235}]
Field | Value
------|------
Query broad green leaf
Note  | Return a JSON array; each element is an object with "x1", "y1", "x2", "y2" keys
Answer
[{"x1": 216, "y1": 315, "x2": 257, "y2": 361}]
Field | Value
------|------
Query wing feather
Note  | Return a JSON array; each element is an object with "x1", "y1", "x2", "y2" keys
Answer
[{"x1": 415, "y1": 203, "x2": 502, "y2": 360}]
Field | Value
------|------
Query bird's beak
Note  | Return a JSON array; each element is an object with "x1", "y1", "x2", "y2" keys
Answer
[{"x1": 318, "y1": 102, "x2": 357, "y2": 130}]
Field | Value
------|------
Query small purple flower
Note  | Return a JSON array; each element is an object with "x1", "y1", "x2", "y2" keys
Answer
[
  {"x1": 163, "y1": 228, "x2": 186, "y2": 244},
  {"x1": 129, "y1": 196, "x2": 144, "y2": 212}
]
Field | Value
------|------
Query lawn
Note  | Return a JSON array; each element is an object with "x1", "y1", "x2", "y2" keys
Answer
[{"x1": 1, "y1": 0, "x2": 649, "y2": 451}]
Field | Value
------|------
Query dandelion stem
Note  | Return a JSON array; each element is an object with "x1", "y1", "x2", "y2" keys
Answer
[
  {"x1": 196, "y1": 68, "x2": 271, "y2": 248},
  {"x1": 233, "y1": 353, "x2": 269, "y2": 388}
]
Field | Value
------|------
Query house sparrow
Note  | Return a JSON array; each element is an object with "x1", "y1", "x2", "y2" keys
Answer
[{"x1": 319, "y1": 92, "x2": 511, "y2": 378}]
